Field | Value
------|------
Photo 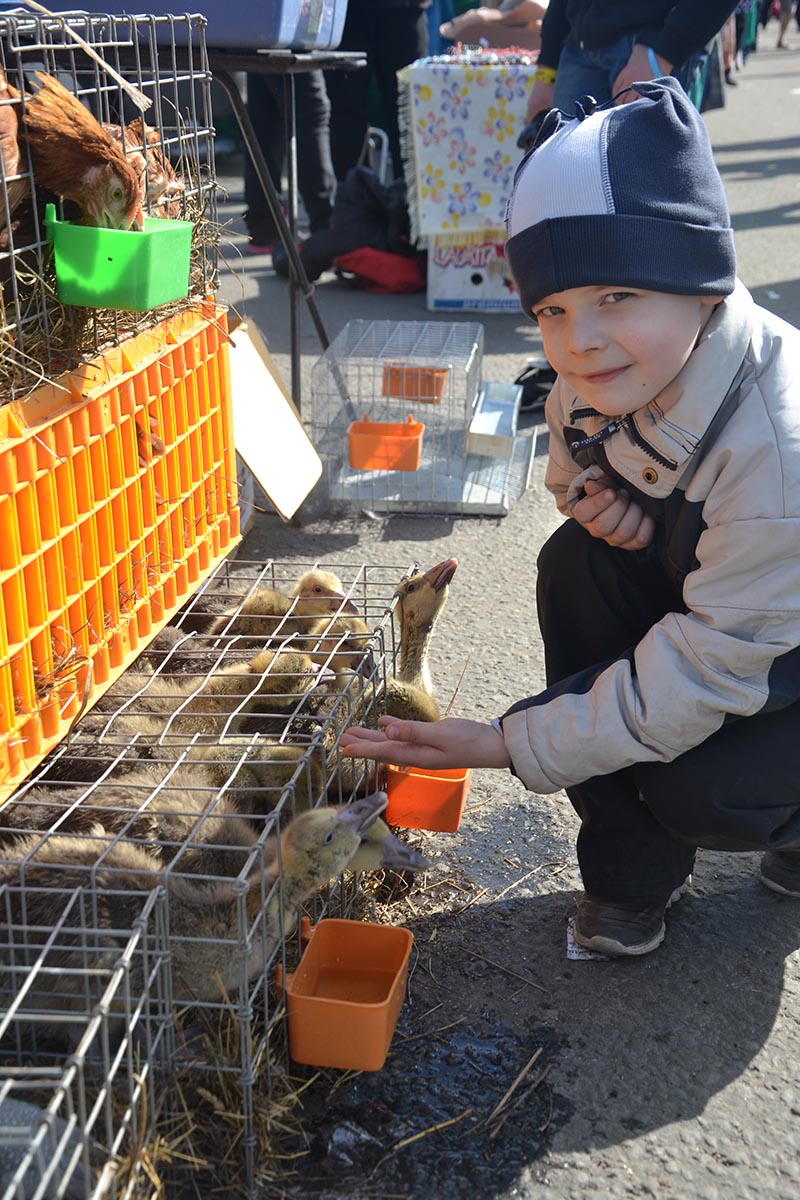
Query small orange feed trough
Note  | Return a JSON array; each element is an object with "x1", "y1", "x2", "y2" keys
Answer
[
  {"x1": 283, "y1": 917, "x2": 414, "y2": 1071},
  {"x1": 381, "y1": 361, "x2": 448, "y2": 404},
  {"x1": 348, "y1": 414, "x2": 424, "y2": 472},
  {"x1": 385, "y1": 764, "x2": 472, "y2": 832}
]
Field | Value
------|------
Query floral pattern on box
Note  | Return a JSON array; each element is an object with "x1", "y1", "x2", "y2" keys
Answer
[{"x1": 398, "y1": 54, "x2": 536, "y2": 241}]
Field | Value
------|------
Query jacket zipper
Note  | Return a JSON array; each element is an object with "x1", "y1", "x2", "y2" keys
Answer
[{"x1": 569, "y1": 404, "x2": 678, "y2": 470}]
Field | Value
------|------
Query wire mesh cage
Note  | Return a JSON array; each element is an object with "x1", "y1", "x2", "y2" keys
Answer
[
  {"x1": 0, "y1": 882, "x2": 170, "y2": 1198},
  {"x1": 308, "y1": 319, "x2": 536, "y2": 515},
  {"x1": 0, "y1": 10, "x2": 217, "y2": 404},
  {"x1": 0, "y1": 557, "x2": 429, "y2": 1194}
]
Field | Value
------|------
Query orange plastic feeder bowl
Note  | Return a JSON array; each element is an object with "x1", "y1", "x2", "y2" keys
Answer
[
  {"x1": 385, "y1": 764, "x2": 473, "y2": 832},
  {"x1": 348, "y1": 414, "x2": 424, "y2": 471},
  {"x1": 283, "y1": 917, "x2": 414, "y2": 1071},
  {"x1": 381, "y1": 361, "x2": 448, "y2": 404}
]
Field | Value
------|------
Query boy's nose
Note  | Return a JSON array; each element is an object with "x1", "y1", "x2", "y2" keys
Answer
[{"x1": 567, "y1": 316, "x2": 605, "y2": 355}]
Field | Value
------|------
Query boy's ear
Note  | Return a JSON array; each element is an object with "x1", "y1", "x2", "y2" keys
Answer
[{"x1": 700, "y1": 295, "x2": 726, "y2": 307}]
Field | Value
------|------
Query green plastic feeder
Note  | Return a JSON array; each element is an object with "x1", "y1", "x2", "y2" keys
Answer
[{"x1": 44, "y1": 203, "x2": 193, "y2": 311}]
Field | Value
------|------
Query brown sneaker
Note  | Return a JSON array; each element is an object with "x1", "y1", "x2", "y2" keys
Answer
[
  {"x1": 573, "y1": 879, "x2": 690, "y2": 957},
  {"x1": 760, "y1": 850, "x2": 800, "y2": 897}
]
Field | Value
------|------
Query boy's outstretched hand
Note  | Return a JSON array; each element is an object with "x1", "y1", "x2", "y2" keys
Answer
[
  {"x1": 340, "y1": 716, "x2": 512, "y2": 771},
  {"x1": 573, "y1": 474, "x2": 655, "y2": 550}
]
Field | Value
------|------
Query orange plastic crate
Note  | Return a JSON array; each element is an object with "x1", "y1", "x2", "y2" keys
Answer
[{"x1": 0, "y1": 302, "x2": 240, "y2": 800}]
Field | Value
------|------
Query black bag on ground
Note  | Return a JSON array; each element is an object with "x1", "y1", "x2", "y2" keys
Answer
[
  {"x1": 274, "y1": 166, "x2": 417, "y2": 282},
  {"x1": 514, "y1": 361, "x2": 558, "y2": 412}
]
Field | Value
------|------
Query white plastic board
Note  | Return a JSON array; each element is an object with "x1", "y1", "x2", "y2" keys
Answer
[{"x1": 228, "y1": 322, "x2": 322, "y2": 521}]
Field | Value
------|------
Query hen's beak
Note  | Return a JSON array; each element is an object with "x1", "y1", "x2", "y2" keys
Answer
[
  {"x1": 129, "y1": 203, "x2": 145, "y2": 232},
  {"x1": 336, "y1": 791, "x2": 389, "y2": 834},
  {"x1": 423, "y1": 556, "x2": 459, "y2": 591}
]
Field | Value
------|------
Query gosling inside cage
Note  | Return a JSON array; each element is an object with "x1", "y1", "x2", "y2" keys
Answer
[
  {"x1": 0, "y1": 556, "x2": 452, "y2": 1190},
  {"x1": 0, "y1": 10, "x2": 218, "y2": 404},
  {"x1": 0, "y1": 882, "x2": 169, "y2": 1199}
]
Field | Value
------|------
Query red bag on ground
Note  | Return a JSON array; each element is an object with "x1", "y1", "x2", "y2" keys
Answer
[{"x1": 334, "y1": 247, "x2": 426, "y2": 293}]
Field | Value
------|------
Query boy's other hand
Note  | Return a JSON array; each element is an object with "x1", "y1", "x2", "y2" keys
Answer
[
  {"x1": 573, "y1": 475, "x2": 656, "y2": 549},
  {"x1": 340, "y1": 716, "x2": 512, "y2": 771}
]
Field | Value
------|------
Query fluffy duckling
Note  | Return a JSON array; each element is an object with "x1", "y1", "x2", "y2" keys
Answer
[
  {"x1": 91, "y1": 648, "x2": 327, "y2": 742},
  {"x1": 207, "y1": 568, "x2": 359, "y2": 642},
  {"x1": 0, "y1": 741, "x2": 328, "y2": 860},
  {"x1": 0, "y1": 793, "x2": 396, "y2": 1007}
]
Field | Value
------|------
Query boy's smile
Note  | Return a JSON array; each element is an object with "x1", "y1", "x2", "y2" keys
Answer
[{"x1": 532, "y1": 286, "x2": 723, "y2": 416}]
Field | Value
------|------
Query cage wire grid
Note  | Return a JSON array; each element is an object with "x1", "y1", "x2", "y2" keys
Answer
[
  {"x1": 0, "y1": 558, "x2": 417, "y2": 1194},
  {"x1": 0, "y1": 11, "x2": 218, "y2": 403},
  {"x1": 0, "y1": 882, "x2": 169, "y2": 1200},
  {"x1": 309, "y1": 319, "x2": 536, "y2": 515}
]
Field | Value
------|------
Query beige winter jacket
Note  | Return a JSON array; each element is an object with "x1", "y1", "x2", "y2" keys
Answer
[{"x1": 501, "y1": 281, "x2": 800, "y2": 793}]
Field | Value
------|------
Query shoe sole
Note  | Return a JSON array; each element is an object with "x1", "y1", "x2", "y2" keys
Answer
[{"x1": 572, "y1": 878, "x2": 691, "y2": 958}]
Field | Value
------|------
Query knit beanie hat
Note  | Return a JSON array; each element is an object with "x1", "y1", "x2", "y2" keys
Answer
[{"x1": 505, "y1": 78, "x2": 736, "y2": 316}]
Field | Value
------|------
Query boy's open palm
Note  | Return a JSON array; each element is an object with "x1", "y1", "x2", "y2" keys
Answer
[
  {"x1": 340, "y1": 716, "x2": 512, "y2": 771},
  {"x1": 573, "y1": 475, "x2": 655, "y2": 549}
]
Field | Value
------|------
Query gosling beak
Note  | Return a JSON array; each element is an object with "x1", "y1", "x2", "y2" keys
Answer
[
  {"x1": 378, "y1": 832, "x2": 428, "y2": 872},
  {"x1": 336, "y1": 790, "x2": 389, "y2": 834},
  {"x1": 423, "y1": 556, "x2": 459, "y2": 591},
  {"x1": 309, "y1": 661, "x2": 337, "y2": 686},
  {"x1": 330, "y1": 589, "x2": 360, "y2": 616}
]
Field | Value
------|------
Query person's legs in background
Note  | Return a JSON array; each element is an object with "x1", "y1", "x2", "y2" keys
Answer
[
  {"x1": 371, "y1": 5, "x2": 429, "y2": 180},
  {"x1": 777, "y1": 0, "x2": 792, "y2": 45},
  {"x1": 243, "y1": 73, "x2": 284, "y2": 252},
  {"x1": 293, "y1": 71, "x2": 336, "y2": 235},
  {"x1": 243, "y1": 71, "x2": 336, "y2": 258},
  {"x1": 324, "y1": 2, "x2": 373, "y2": 182},
  {"x1": 326, "y1": 2, "x2": 429, "y2": 184}
]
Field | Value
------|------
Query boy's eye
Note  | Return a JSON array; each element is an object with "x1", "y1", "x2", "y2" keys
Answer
[
  {"x1": 603, "y1": 291, "x2": 634, "y2": 304},
  {"x1": 535, "y1": 304, "x2": 563, "y2": 319}
]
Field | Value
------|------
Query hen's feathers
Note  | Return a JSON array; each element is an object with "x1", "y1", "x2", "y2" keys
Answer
[
  {"x1": 15, "y1": 73, "x2": 142, "y2": 228},
  {"x1": 104, "y1": 116, "x2": 185, "y2": 217}
]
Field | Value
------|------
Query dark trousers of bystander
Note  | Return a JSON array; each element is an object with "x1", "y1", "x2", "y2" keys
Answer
[
  {"x1": 536, "y1": 518, "x2": 800, "y2": 907},
  {"x1": 243, "y1": 70, "x2": 336, "y2": 248},
  {"x1": 324, "y1": 4, "x2": 429, "y2": 183}
]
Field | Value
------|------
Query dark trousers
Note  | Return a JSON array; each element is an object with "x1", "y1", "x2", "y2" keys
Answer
[
  {"x1": 243, "y1": 70, "x2": 336, "y2": 245},
  {"x1": 537, "y1": 519, "x2": 800, "y2": 906},
  {"x1": 324, "y1": 6, "x2": 429, "y2": 182}
]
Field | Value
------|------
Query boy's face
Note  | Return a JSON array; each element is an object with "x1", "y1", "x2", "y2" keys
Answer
[{"x1": 531, "y1": 286, "x2": 723, "y2": 416}]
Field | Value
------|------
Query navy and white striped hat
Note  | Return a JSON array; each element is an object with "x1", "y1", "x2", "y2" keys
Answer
[{"x1": 505, "y1": 77, "x2": 737, "y2": 316}]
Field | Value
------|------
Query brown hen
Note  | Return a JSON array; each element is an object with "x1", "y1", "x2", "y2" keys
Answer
[
  {"x1": 103, "y1": 116, "x2": 185, "y2": 218},
  {"x1": 13, "y1": 72, "x2": 143, "y2": 230},
  {"x1": 0, "y1": 68, "x2": 28, "y2": 226}
]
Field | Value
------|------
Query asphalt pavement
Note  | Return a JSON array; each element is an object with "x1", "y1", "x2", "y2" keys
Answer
[{"x1": 215, "y1": 35, "x2": 800, "y2": 1200}]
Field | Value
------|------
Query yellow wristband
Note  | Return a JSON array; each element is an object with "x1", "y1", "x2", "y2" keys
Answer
[{"x1": 534, "y1": 66, "x2": 557, "y2": 84}]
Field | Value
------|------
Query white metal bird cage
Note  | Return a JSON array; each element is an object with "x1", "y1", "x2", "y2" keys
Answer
[
  {"x1": 0, "y1": 10, "x2": 218, "y2": 403},
  {"x1": 308, "y1": 319, "x2": 536, "y2": 515},
  {"x1": 0, "y1": 882, "x2": 170, "y2": 1199},
  {"x1": 0, "y1": 558, "x2": 417, "y2": 1196}
]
